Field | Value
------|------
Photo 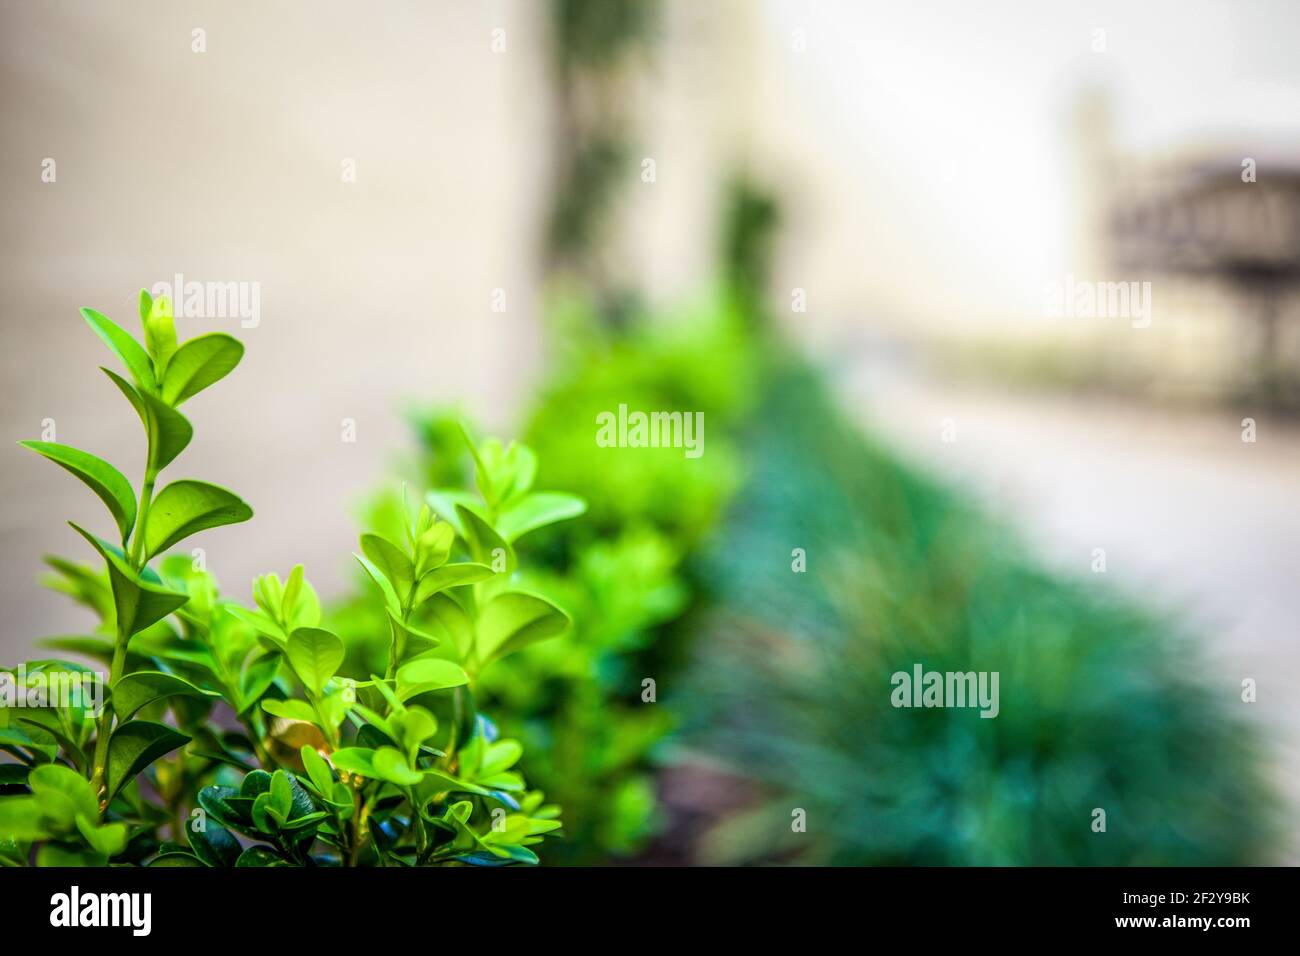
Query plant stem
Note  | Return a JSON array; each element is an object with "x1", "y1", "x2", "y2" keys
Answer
[
  {"x1": 408, "y1": 786, "x2": 428, "y2": 858},
  {"x1": 440, "y1": 687, "x2": 464, "y2": 772},
  {"x1": 385, "y1": 627, "x2": 399, "y2": 682},
  {"x1": 308, "y1": 693, "x2": 340, "y2": 749},
  {"x1": 89, "y1": 468, "x2": 157, "y2": 812},
  {"x1": 384, "y1": 598, "x2": 415, "y2": 683},
  {"x1": 88, "y1": 621, "x2": 129, "y2": 811},
  {"x1": 348, "y1": 789, "x2": 368, "y2": 866},
  {"x1": 128, "y1": 470, "x2": 157, "y2": 569}
]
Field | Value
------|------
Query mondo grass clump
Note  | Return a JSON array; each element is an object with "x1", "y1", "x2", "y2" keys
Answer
[{"x1": 682, "y1": 355, "x2": 1280, "y2": 866}]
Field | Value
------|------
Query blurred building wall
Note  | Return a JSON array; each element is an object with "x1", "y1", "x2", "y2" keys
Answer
[
  {"x1": 733, "y1": 0, "x2": 1300, "y2": 369},
  {"x1": 0, "y1": 0, "x2": 557, "y2": 653},
  {"x1": 3, "y1": 0, "x2": 1300, "y2": 658}
]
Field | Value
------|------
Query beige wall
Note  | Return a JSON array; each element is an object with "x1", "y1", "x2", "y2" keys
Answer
[
  {"x1": 4, "y1": 0, "x2": 1300, "y2": 660},
  {"x1": 0, "y1": 0, "x2": 559, "y2": 653}
]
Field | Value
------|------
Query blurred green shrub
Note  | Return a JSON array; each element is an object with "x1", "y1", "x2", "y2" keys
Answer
[
  {"x1": 680, "y1": 355, "x2": 1281, "y2": 865},
  {"x1": 332, "y1": 275, "x2": 1277, "y2": 867},
  {"x1": 333, "y1": 290, "x2": 758, "y2": 861}
]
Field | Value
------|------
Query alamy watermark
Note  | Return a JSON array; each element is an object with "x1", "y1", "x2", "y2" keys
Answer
[
  {"x1": 890, "y1": 664, "x2": 1000, "y2": 718},
  {"x1": 1, "y1": 664, "x2": 104, "y2": 714},
  {"x1": 50, "y1": 886, "x2": 151, "y2": 936},
  {"x1": 1043, "y1": 275, "x2": 1151, "y2": 328},
  {"x1": 596, "y1": 404, "x2": 704, "y2": 459},
  {"x1": 151, "y1": 272, "x2": 260, "y2": 328}
]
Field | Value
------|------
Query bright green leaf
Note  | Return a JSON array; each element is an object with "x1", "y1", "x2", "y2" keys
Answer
[
  {"x1": 395, "y1": 658, "x2": 468, "y2": 701},
  {"x1": 424, "y1": 488, "x2": 477, "y2": 535},
  {"x1": 37, "y1": 844, "x2": 108, "y2": 867},
  {"x1": 329, "y1": 747, "x2": 377, "y2": 778},
  {"x1": 389, "y1": 707, "x2": 437, "y2": 760},
  {"x1": 455, "y1": 504, "x2": 514, "y2": 574},
  {"x1": 224, "y1": 604, "x2": 286, "y2": 645},
  {"x1": 162, "y1": 333, "x2": 244, "y2": 406},
  {"x1": 111, "y1": 670, "x2": 218, "y2": 721},
  {"x1": 413, "y1": 563, "x2": 494, "y2": 606},
  {"x1": 144, "y1": 480, "x2": 253, "y2": 560},
  {"x1": 354, "y1": 553, "x2": 401, "y2": 615},
  {"x1": 476, "y1": 590, "x2": 570, "y2": 665},
  {"x1": 75, "y1": 814, "x2": 128, "y2": 857},
  {"x1": 360, "y1": 533, "x2": 414, "y2": 604},
  {"x1": 459, "y1": 423, "x2": 496, "y2": 506},
  {"x1": 413, "y1": 521, "x2": 454, "y2": 577},
  {"x1": 106, "y1": 720, "x2": 191, "y2": 801},
  {"x1": 19, "y1": 441, "x2": 136, "y2": 543},
  {"x1": 422, "y1": 592, "x2": 475, "y2": 662},
  {"x1": 385, "y1": 609, "x2": 441, "y2": 661},
  {"x1": 29, "y1": 763, "x2": 100, "y2": 822},
  {"x1": 420, "y1": 769, "x2": 490, "y2": 797},
  {"x1": 236, "y1": 654, "x2": 281, "y2": 713},
  {"x1": 286, "y1": 627, "x2": 344, "y2": 696},
  {"x1": 299, "y1": 744, "x2": 334, "y2": 797},
  {"x1": 0, "y1": 724, "x2": 59, "y2": 762},
  {"x1": 280, "y1": 564, "x2": 309, "y2": 627},
  {"x1": 102, "y1": 368, "x2": 192, "y2": 472},
  {"x1": 0, "y1": 797, "x2": 49, "y2": 842},
  {"x1": 70, "y1": 523, "x2": 189, "y2": 636},
  {"x1": 270, "y1": 770, "x2": 293, "y2": 819},
  {"x1": 496, "y1": 492, "x2": 586, "y2": 542},
  {"x1": 142, "y1": 295, "x2": 178, "y2": 377},
  {"x1": 82, "y1": 307, "x2": 157, "y2": 393},
  {"x1": 372, "y1": 747, "x2": 423, "y2": 785},
  {"x1": 478, "y1": 739, "x2": 523, "y2": 777},
  {"x1": 260, "y1": 698, "x2": 318, "y2": 724}
]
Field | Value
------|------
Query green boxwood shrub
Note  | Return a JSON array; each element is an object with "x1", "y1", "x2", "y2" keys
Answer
[
  {"x1": 0, "y1": 292, "x2": 583, "y2": 867},
  {"x1": 332, "y1": 291, "x2": 759, "y2": 861}
]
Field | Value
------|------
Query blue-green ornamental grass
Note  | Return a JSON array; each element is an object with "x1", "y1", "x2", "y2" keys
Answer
[
  {"x1": 0, "y1": 292, "x2": 579, "y2": 866},
  {"x1": 682, "y1": 355, "x2": 1282, "y2": 865}
]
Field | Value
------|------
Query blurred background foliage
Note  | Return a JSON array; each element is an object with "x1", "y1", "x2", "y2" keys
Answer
[
  {"x1": 328, "y1": 0, "x2": 1280, "y2": 862},
  {"x1": 326, "y1": 131, "x2": 1280, "y2": 864},
  {"x1": 329, "y1": 287, "x2": 758, "y2": 862},
  {"x1": 676, "y1": 353, "x2": 1279, "y2": 864},
  {"x1": 328, "y1": 272, "x2": 1280, "y2": 865}
]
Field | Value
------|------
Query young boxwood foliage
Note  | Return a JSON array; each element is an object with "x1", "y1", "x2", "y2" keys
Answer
[
  {"x1": 1, "y1": 292, "x2": 251, "y2": 865},
  {"x1": 278, "y1": 453, "x2": 579, "y2": 865},
  {"x1": 1, "y1": 291, "x2": 577, "y2": 867},
  {"x1": 355, "y1": 297, "x2": 753, "y2": 862}
]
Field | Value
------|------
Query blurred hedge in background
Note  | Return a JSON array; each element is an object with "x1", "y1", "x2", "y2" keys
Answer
[
  {"x1": 676, "y1": 353, "x2": 1281, "y2": 865},
  {"x1": 334, "y1": 280, "x2": 1279, "y2": 865},
  {"x1": 330, "y1": 290, "x2": 757, "y2": 862}
]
